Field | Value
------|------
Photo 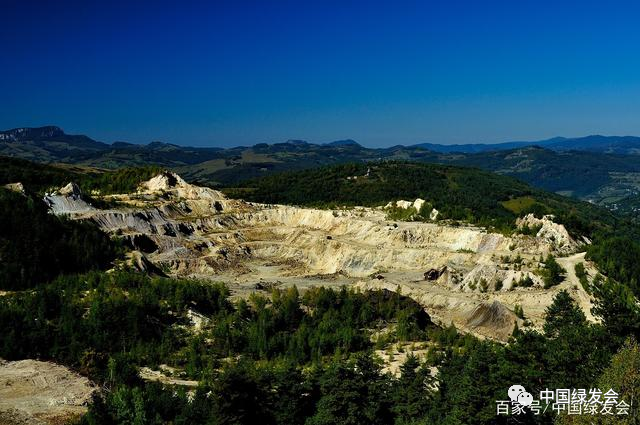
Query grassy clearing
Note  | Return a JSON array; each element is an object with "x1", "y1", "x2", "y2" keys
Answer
[{"x1": 501, "y1": 196, "x2": 537, "y2": 214}]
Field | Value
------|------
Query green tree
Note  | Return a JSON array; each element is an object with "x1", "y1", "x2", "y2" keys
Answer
[
  {"x1": 211, "y1": 361, "x2": 272, "y2": 425},
  {"x1": 558, "y1": 338, "x2": 640, "y2": 424},
  {"x1": 592, "y1": 278, "x2": 640, "y2": 342},
  {"x1": 543, "y1": 290, "x2": 586, "y2": 337},
  {"x1": 307, "y1": 353, "x2": 392, "y2": 425},
  {"x1": 391, "y1": 355, "x2": 433, "y2": 424},
  {"x1": 542, "y1": 255, "x2": 566, "y2": 289}
]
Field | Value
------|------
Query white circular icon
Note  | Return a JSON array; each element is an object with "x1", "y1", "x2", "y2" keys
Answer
[
  {"x1": 517, "y1": 391, "x2": 533, "y2": 406},
  {"x1": 508, "y1": 385, "x2": 526, "y2": 402}
]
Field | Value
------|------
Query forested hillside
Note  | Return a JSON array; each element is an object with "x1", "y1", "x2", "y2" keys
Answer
[
  {"x1": 0, "y1": 189, "x2": 120, "y2": 290},
  {"x1": 0, "y1": 156, "x2": 162, "y2": 195},
  {"x1": 1, "y1": 270, "x2": 638, "y2": 424},
  {"x1": 226, "y1": 161, "x2": 616, "y2": 236}
]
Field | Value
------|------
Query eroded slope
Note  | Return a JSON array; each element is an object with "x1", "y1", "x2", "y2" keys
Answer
[{"x1": 47, "y1": 172, "x2": 598, "y2": 341}]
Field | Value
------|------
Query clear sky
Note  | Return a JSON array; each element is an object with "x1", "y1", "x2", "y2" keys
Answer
[{"x1": 2, "y1": 0, "x2": 640, "y2": 147}]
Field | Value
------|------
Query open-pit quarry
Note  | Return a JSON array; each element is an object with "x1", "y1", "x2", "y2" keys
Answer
[{"x1": 45, "y1": 172, "x2": 598, "y2": 342}]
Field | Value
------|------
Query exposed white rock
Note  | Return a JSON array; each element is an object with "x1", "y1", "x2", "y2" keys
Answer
[
  {"x1": 139, "y1": 171, "x2": 188, "y2": 192},
  {"x1": 138, "y1": 171, "x2": 226, "y2": 202},
  {"x1": 413, "y1": 198, "x2": 426, "y2": 211},
  {"x1": 59, "y1": 182, "x2": 82, "y2": 197},
  {"x1": 516, "y1": 213, "x2": 577, "y2": 253},
  {"x1": 386, "y1": 198, "x2": 428, "y2": 211},
  {"x1": 187, "y1": 309, "x2": 208, "y2": 331},
  {"x1": 395, "y1": 200, "x2": 413, "y2": 209},
  {"x1": 3, "y1": 182, "x2": 25, "y2": 194},
  {"x1": 44, "y1": 182, "x2": 94, "y2": 215},
  {"x1": 384, "y1": 199, "x2": 439, "y2": 220}
]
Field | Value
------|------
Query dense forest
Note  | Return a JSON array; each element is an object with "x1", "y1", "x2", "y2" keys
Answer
[
  {"x1": 0, "y1": 188, "x2": 120, "y2": 290},
  {"x1": 1, "y1": 270, "x2": 638, "y2": 424},
  {"x1": 0, "y1": 272, "x2": 437, "y2": 378},
  {"x1": 587, "y1": 236, "x2": 640, "y2": 296},
  {"x1": 0, "y1": 157, "x2": 159, "y2": 290}
]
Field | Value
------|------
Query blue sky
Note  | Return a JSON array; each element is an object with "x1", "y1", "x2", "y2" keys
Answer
[{"x1": 1, "y1": 0, "x2": 640, "y2": 147}]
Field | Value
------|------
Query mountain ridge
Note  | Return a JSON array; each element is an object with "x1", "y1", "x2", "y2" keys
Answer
[
  {"x1": 413, "y1": 135, "x2": 640, "y2": 154},
  {"x1": 2, "y1": 126, "x2": 640, "y2": 215},
  {"x1": 4, "y1": 126, "x2": 640, "y2": 153}
]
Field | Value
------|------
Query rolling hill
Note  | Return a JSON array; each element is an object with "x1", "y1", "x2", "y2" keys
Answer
[
  {"x1": 225, "y1": 161, "x2": 616, "y2": 236},
  {"x1": 3, "y1": 126, "x2": 640, "y2": 215}
]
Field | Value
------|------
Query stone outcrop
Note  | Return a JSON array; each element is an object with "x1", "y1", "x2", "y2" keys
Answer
[
  {"x1": 516, "y1": 213, "x2": 578, "y2": 253},
  {"x1": 43, "y1": 183, "x2": 94, "y2": 214},
  {"x1": 3, "y1": 182, "x2": 25, "y2": 194},
  {"x1": 138, "y1": 171, "x2": 227, "y2": 202},
  {"x1": 58, "y1": 182, "x2": 82, "y2": 197},
  {"x1": 385, "y1": 198, "x2": 439, "y2": 220}
]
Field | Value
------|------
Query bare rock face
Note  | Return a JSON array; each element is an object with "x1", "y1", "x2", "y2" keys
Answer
[
  {"x1": 413, "y1": 198, "x2": 426, "y2": 211},
  {"x1": 516, "y1": 213, "x2": 578, "y2": 253},
  {"x1": 130, "y1": 251, "x2": 167, "y2": 277},
  {"x1": 138, "y1": 171, "x2": 227, "y2": 202},
  {"x1": 58, "y1": 182, "x2": 82, "y2": 197},
  {"x1": 43, "y1": 182, "x2": 94, "y2": 215},
  {"x1": 0, "y1": 359, "x2": 96, "y2": 425},
  {"x1": 139, "y1": 171, "x2": 186, "y2": 191},
  {"x1": 3, "y1": 182, "x2": 25, "y2": 194},
  {"x1": 396, "y1": 200, "x2": 414, "y2": 209},
  {"x1": 384, "y1": 198, "x2": 438, "y2": 220}
]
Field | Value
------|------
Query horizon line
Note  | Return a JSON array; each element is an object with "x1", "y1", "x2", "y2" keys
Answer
[{"x1": 2, "y1": 125, "x2": 639, "y2": 150}]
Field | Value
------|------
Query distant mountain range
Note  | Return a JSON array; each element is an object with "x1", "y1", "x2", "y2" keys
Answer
[
  {"x1": 3, "y1": 126, "x2": 640, "y2": 155},
  {"x1": 415, "y1": 135, "x2": 640, "y2": 154},
  {"x1": 2, "y1": 126, "x2": 640, "y2": 215}
]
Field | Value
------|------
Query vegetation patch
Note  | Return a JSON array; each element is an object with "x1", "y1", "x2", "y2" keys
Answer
[
  {"x1": 0, "y1": 155, "x2": 162, "y2": 195},
  {"x1": 501, "y1": 195, "x2": 537, "y2": 214},
  {"x1": 0, "y1": 188, "x2": 121, "y2": 290},
  {"x1": 540, "y1": 255, "x2": 566, "y2": 289}
]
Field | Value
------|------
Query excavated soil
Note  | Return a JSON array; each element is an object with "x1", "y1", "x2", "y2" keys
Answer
[
  {"x1": 49, "y1": 172, "x2": 597, "y2": 341},
  {"x1": 0, "y1": 359, "x2": 96, "y2": 425}
]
